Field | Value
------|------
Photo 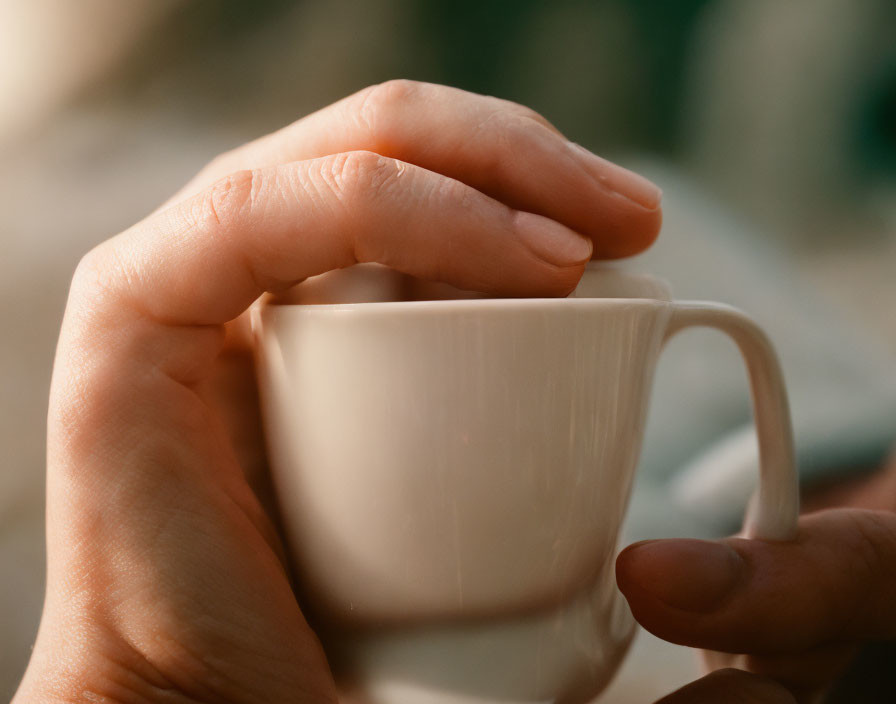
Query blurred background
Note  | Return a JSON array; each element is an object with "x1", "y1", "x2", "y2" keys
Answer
[{"x1": 1, "y1": 0, "x2": 895, "y2": 701}]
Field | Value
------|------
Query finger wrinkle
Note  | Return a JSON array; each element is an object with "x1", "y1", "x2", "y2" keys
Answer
[{"x1": 206, "y1": 170, "x2": 257, "y2": 229}]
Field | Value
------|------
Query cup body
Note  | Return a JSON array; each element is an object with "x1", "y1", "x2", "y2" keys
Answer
[{"x1": 255, "y1": 297, "x2": 673, "y2": 702}]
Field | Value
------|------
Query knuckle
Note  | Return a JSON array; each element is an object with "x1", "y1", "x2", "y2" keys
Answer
[
  {"x1": 320, "y1": 150, "x2": 407, "y2": 263},
  {"x1": 328, "y1": 150, "x2": 403, "y2": 203},
  {"x1": 69, "y1": 242, "x2": 120, "y2": 307},
  {"x1": 497, "y1": 106, "x2": 552, "y2": 142},
  {"x1": 62, "y1": 244, "x2": 136, "y2": 377},
  {"x1": 476, "y1": 98, "x2": 552, "y2": 137},
  {"x1": 71, "y1": 244, "x2": 106, "y2": 292},
  {"x1": 199, "y1": 169, "x2": 257, "y2": 230},
  {"x1": 472, "y1": 105, "x2": 552, "y2": 175},
  {"x1": 356, "y1": 78, "x2": 422, "y2": 132},
  {"x1": 508, "y1": 102, "x2": 552, "y2": 129}
]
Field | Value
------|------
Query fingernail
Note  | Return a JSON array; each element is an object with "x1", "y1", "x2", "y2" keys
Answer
[
  {"x1": 568, "y1": 142, "x2": 662, "y2": 210},
  {"x1": 515, "y1": 211, "x2": 593, "y2": 266},
  {"x1": 621, "y1": 539, "x2": 743, "y2": 613}
]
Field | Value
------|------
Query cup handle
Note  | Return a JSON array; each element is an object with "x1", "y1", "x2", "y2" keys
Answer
[{"x1": 664, "y1": 301, "x2": 800, "y2": 540}]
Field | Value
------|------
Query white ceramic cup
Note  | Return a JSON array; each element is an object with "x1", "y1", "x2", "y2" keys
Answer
[{"x1": 253, "y1": 264, "x2": 799, "y2": 704}]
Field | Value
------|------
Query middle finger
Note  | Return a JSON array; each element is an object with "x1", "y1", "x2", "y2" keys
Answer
[{"x1": 175, "y1": 80, "x2": 662, "y2": 258}]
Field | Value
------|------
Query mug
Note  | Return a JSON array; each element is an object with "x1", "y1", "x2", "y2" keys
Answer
[{"x1": 252, "y1": 264, "x2": 799, "y2": 704}]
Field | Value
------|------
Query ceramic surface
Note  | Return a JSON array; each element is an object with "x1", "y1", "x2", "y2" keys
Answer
[{"x1": 253, "y1": 265, "x2": 799, "y2": 703}]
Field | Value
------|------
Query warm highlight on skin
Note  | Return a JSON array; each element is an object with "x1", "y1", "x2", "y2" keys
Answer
[
  {"x1": 15, "y1": 81, "x2": 659, "y2": 704},
  {"x1": 15, "y1": 79, "x2": 896, "y2": 704}
]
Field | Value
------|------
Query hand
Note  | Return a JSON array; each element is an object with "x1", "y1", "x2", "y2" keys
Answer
[
  {"x1": 14, "y1": 80, "x2": 661, "y2": 703},
  {"x1": 618, "y1": 459, "x2": 896, "y2": 703}
]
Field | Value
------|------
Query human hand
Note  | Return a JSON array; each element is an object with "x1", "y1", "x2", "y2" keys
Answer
[
  {"x1": 618, "y1": 465, "x2": 896, "y2": 703},
  {"x1": 14, "y1": 80, "x2": 661, "y2": 703}
]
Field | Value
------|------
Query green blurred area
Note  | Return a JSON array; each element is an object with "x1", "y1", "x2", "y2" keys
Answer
[
  {"x1": 417, "y1": 0, "x2": 713, "y2": 154},
  {"x1": 86, "y1": 0, "x2": 896, "y2": 237},
  {"x1": 128, "y1": 0, "x2": 713, "y2": 154}
]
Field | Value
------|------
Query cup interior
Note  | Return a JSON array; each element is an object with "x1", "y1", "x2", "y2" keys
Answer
[{"x1": 269, "y1": 262, "x2": 672, "y2": 306}]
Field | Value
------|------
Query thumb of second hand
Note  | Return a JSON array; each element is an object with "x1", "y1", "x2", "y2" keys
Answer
[{"x1": 615, "y1": 508, "x2": 896, "y2": 655}]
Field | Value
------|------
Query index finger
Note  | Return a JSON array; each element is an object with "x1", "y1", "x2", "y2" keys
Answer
[{"x1": 65, "y1": 150, "x2": 591, "y2": 371}]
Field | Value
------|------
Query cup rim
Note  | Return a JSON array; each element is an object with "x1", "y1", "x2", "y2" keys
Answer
[{"x1": 262, "y1": 297, "x2": 673, "y2": 315}]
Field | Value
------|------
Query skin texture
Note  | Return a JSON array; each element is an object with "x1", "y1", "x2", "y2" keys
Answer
[
  {"x1": 14, "y1": 79, "x2": 894, "y2": 703},
  {"x1": 13, "y1": 81, "x2": 660, "y2": 704},
  {"x1": 617, "y1": 456, "x2": 896, "y2": 703}
]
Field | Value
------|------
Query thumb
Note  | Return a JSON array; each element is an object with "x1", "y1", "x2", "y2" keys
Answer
[{"x1": 616, "y1": 509, "x2": 896, "y2": 654}]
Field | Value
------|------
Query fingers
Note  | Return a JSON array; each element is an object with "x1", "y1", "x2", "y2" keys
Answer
[
  {"x1": 174, "y1": 80, "x2": 661, "y2": 258},
  {"x1": 64, "y1": 151, "x2": 591, "y2": 375},
  {"x1": 61, "y1": 152, "x2": 591, "y2": 407},
  {"x1": 654, "y1": 669, "x2": 796, "y2": 704},
  {"x1": 616, "y1": 509, "x2": 896, "y2": 655}
]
